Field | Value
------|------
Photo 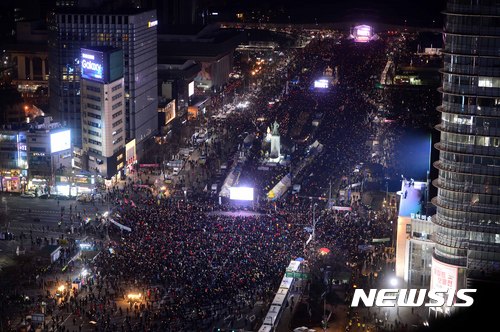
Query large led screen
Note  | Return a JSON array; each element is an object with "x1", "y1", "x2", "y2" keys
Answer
[
  {"x1": 229, "y1": 187, "x2": 254, "y2": 201},
  {"x1": 314, "y1": 79, "x2": 329, "y2": 89},
  {"x1": 50, "y1": 130, "x2": 71, "y2": 153},
  {"x1": 81, "y1": 49, "x2": 105, "y2": 82},
  {"x1": 354, "y1": 25, "x2": 373, "y2": 43},
  {"x1": 188, "y1": 81, "x2": 195, "y2": 97}
]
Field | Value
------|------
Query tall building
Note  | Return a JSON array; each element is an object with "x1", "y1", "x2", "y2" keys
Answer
[
  {"x1": 80, "y1": 47, "x2": 126, "y2": 179},
  {"x1": 48, "y1": 6, "x2": 158, "y2": 155},
  {"x1": 26, "y1": 116, "x2": 73, "y2": 194},
  {"x1": 0, "y1": 130, "x2": 28, "y2": 192},
  {"x1": 141, "y1": 0, "x2": 199, "y2": 30},
  {"x1": 432, "y1": 0, "x2": 500, "y2": 289}
]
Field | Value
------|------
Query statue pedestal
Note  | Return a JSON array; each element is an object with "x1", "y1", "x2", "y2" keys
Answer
[{"x1": 270, "y1": 135, "x2": 280, "y2": 159}]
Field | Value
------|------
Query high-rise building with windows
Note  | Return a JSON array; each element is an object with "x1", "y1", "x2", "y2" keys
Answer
[
  {"x1": 48, "y1": 5, "x2": 158, "y2": 155},
  {"x1": 80, "y1": 47, "x2": 126, "y2": 179},
  {"x1": 432, "y1": 0, "x2": 500, "y2": 288}
]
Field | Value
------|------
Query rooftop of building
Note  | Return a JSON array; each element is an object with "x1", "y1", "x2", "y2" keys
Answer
[
  {"x1": 158, "y1": 24, "x2": 245, "y2": 60},
  {"x1": 190, "y1": 95, "x2": 210, "y2": 107},
  {"x1": 81, "y1": 45, "x2": 122, "y2": 53},
  {"x1": 24, "y1": 116, "x2": 65, "y2": 132},
  {"x1": 53, "y1": 2, "x2": 155, "y2": 16}
]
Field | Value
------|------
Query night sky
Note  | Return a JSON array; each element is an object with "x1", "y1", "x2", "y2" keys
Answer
[
  {"x1": 0, "y1": 0, "x2": 448, "y2": 28},
  {"x1": 209, "y1": 0, "x2": 447, "y2": 26}
]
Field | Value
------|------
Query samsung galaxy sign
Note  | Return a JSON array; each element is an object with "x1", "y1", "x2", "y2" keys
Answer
[
  {"x1": 351, "y1": 289, "x2": 476, "y2": 308},
  {"x1": 81, "y1": 49, "x2": 104, "y2": 82}
]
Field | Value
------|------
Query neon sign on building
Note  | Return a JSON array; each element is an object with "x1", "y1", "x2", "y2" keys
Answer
[{"x1": 81, "y1": 49, "x2": 104, "y2": 82}]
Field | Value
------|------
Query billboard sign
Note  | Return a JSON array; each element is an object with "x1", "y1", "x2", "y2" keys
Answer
[
  {"x1": 430, "y1": 257, "x2": 458, "y2": 293},
  {"x1": 125, "y1": 139, "x2": 136, "y2": 166},
  {"x1": 81, "y1": 49, "x2": 104, "y2": 82},
  {"x1": 331, "y1": 206, "x2": 352, "y2": 211},
  {"x1": 50, "y1": 130, "x2": 71, "y2": 153},
  {"x1": 229, "y1": 187, "x2": 254, "y2": 201}
]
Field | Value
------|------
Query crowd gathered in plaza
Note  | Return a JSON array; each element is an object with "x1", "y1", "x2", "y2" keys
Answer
[{"x1": 0, "y1": 28, "x2": 437, "y2": 332}]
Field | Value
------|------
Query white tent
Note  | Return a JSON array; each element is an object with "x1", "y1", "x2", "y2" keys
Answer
[{"x1": 267, "y1": 173, "x2": 292, "y2": 201}]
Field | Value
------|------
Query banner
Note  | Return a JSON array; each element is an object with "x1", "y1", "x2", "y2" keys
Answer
[
  {"x1": 331, "y1": 206, "x2": 352, "y2": 211},
  {"x1": 110, "y1": 218, "x2": 132, "y2": 232},
  {"x1": 372, "y1": 237, "x2": 391, "y2": 243}
]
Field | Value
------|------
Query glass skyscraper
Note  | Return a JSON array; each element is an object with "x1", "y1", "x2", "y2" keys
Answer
[
  {"x1": 433, "y1": 0, "x2": 500, "y2": 285},
  {"x1": 48, "y1": 8, "x2": 158, "y2": 151}
]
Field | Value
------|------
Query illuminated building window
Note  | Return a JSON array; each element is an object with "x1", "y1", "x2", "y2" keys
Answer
[{"x1": 478, "y1": 76, "x2": 500, "y2": 88}]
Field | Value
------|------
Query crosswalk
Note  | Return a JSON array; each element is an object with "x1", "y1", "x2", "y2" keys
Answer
[
  {"x1": 3, "y1": 207, "x2": 101, "y2": 226},
  {"x1": 6, "y1": 225, "x2": 78, "y2": 236},
  {"x1": 7, "y1": 208, "x2": 61, "y2": 214}
]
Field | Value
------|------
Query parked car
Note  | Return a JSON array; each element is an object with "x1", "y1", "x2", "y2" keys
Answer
[
  {"x1": 39, "y1": 193, "x2": 51, "y2": 199},
  {"x1": 20, "y1": 192, "x2": 36, "y2": 198},
  {"x1": 77, "y1": 194, "x2": 92, "y2": 202}
]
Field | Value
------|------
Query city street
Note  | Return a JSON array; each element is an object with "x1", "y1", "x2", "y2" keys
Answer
[
  {"x1": 0, "y1": 7, "x2": 460, "y2": 331},
  {"x1": 0, "y1": 194, "x2": 110, "y2": 231}
]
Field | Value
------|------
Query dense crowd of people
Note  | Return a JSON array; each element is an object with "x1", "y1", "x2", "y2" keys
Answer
[
  {"x1": 92, "y1": 200, "x2": 305, "y2": 330},
  {"x1": 1, "y1": 28, "x2": 438, "y2": 332}
]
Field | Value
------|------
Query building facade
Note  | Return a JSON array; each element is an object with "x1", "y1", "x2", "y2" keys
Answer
[
  {"x1": 432, "y1": 0, "x2": 500, "y2": 286},
  {"x1": 80, "y1": 47, "x2": 126, "y2": 179},
  {"x1": 26, "y1": 117, "x2": 72, "y2": 194},
  {"x1": 405, "y1": 214, "x2": 436, "y2": 287},
  {"x1": 48, "y1": 8, "x2": 158, "y2": 154},
  {"x1": 0, "y1": 130, "x2": 28, "y2": 192}
]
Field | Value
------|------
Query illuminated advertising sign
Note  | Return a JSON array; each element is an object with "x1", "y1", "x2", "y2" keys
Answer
[
  {"x1": 430, "y1": 257, "x2": 458, "y2": 292},
  {"x1": 81, "y1": 49, "x2": 104, "y2": 82},
  {"x1": 229, "y1": 187, "x2": 254, "y2": 201},
  {"x1": 50, "y1": 130, "x2": 71, "y2": 153},
  {"x1": 188, "y1": 81, "x2": 195, "y2": 97},
  {"x1": 314, "y1": 79, "x2": 329, "y2": 89},
  {"x1": 148, "y1": 20, "x2": 158, "y2": 28},
  {"x1": 162, "y1": 100, "x2": 176, "y2": 125},
  {"x1": 125, "y1": 139, "x2": 137, "y2": 166}
]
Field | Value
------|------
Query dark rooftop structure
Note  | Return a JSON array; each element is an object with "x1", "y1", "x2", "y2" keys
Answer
[{"x1": 158, "y1": 24, "x2": 245, "y2": 61}]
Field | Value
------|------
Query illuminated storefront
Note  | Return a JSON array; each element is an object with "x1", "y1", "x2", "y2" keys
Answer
[
  {"x1": 0, "y1": 131, "x2": 28, "y2": 192},
  {"x1": 29, "y1": 177, "x2": 50, "y2": 194},
  {"x1": 55, "y1": 175, "x2": 94, "y2": 196},
  {"x1": 0, "y1": 169, "x2": 27, "y2": 192}
]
